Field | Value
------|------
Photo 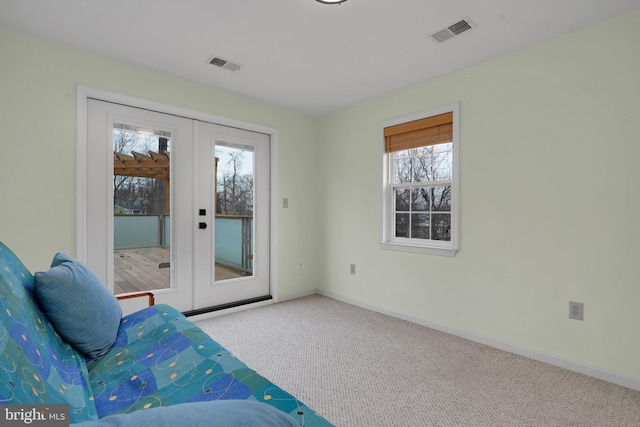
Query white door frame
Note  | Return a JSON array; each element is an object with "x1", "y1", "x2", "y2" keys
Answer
[{"x1": 76, "y1": 86, "x2": 281, "y2": 304}]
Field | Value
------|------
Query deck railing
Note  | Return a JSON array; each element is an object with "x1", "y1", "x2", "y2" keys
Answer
[{"x1": 114, "y1": 215, "x2": 252, "y2": 273}]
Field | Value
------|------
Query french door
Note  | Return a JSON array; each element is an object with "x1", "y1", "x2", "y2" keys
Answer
[
  {"x1": 194, "y1": 122, "x2": 270, "y2": 309},
  {"x1": 84, "y1": 98, "x2": 271, "y2": 312}
]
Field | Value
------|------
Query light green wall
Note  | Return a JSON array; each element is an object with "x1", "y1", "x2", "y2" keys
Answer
[
  {"x1": 317, "y1": 10, "x2": 640, "y2": 379},
  {"x1": 0, "y1": 27, "x2": 322, "y2": 297}
]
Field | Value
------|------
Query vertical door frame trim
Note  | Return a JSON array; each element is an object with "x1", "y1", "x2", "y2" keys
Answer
[{"x1": 76, "y1": 85, "x2": 280, "y2": 302}]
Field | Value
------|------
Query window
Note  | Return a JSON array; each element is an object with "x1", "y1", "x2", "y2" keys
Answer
[{"x1": 380, "y1": 104, "x2": 459, "y2": 256}]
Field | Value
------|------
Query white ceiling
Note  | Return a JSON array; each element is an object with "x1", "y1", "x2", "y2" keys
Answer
[{"x1": 1, "y1": 0, "x2": 640, "y2": 116}]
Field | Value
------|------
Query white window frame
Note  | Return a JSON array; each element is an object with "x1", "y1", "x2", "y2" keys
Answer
[{"x1": 379, "y1": 103, "x2": 459, "y2": 256}]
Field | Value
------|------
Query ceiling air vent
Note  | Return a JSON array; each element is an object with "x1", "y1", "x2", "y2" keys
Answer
[
  {"x1": 207, "y1": 55, "x2": 241, "y2": 72},
  {"x1": 430, "y1": 18, "x2": 476, "y2": 43}
]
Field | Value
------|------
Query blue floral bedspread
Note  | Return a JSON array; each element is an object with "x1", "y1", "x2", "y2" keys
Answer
[
  {"x1": 86, "y1": 304, "x2": 333, "y2": 426},
  {"x1": 0, "y1": 241, "x2": 331, "y2": 426}
]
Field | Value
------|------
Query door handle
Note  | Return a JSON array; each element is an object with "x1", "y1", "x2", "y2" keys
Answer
[{"x1": 199, "y1": 222, "x2": 207, "y2": 230}]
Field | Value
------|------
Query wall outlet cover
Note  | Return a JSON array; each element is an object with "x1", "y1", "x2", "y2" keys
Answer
[{"x1": 569, "y1": 301, "x2": 584, "y2": 321}]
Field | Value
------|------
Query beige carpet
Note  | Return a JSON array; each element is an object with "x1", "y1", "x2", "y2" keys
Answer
[{"x1": 195, "y1": 295, "x2": 640, "y2": 426}]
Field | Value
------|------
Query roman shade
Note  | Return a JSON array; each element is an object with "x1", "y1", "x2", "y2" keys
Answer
[{"x1": 384, "y1": 112, "x2": 453, "y2": 153}]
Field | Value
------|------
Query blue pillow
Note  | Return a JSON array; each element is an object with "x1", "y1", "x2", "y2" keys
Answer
[
  {"x1": 34, "y1": 253, "x2": 122, "y2": 359},
  {"x1": 74, "y1": 400, "x2": 300, "y2": 427}
]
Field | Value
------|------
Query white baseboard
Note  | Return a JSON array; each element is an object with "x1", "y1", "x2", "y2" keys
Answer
[
  {"x1": 277, "y1": 288, "x2": 318, "y2": 302},
  {"x1": 317, "y1": 289, "x2": 640, "y2": 392}
]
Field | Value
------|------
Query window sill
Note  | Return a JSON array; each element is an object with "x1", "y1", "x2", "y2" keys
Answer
[{"x1": 379, "y1": 242, "x2": 458, "y2": 257}]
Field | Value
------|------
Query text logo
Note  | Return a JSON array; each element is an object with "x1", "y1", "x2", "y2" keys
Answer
[{"x1": 1, "y1": 405, "x2": 69, "y2": 426}]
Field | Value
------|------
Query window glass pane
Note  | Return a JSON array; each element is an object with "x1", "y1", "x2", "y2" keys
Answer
[
  {"x1": 395, "y1": 213, "x2": 410, "y2": 238},
  {"x1": 431, "y1": 214, "x2": 451, "y2": 241},
  {"x1": 392, "y1": 143, "x2": 454, "y2": 184},
  {"x1": 411, "y1": 188, "x2": 429, "y2": 211},
  {"x1": 432, "y1": 142, "x2": 453, "y2": 153},
  {"x1": 395, "y1": 188, "x2": 410, "y2": 211},
  {"x1": 411, "y1": 213, "x2": 430, "y2": 239},
  {"x1": 432, "y1": 185, "x2": 452, "y2": 211},
  {"x1": 433, "y1": 151, "x2": 453, "y2": 180},
  {"x1": 412, "y1": 149, "x2": 430, "y2": 182},
  {"x1": 394, "y1": 156, "x2": 412, "y2": 183}
]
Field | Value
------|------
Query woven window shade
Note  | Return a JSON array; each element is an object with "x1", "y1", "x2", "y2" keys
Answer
[{"x1": 384, "y1": 112, "x2": 453, "y2": 153}]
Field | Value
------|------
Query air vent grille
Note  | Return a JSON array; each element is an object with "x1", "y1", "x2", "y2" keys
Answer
[
  {"x1": 430, "y1": 18, "x2": 476, "y2": 43},
  {"x1": 448, "y1": 19, "x2": 472, "y2": 35},
  {"x1": 207, "y1": 55, "x2": 241, "y2": 72},
  {"x1": 209, "y1": 57, "x2": 228, "y2": 67}
]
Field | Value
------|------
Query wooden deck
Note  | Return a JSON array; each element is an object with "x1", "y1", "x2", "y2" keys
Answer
[{"x1": 114, "y1": 247, "x2": 246, "y2": 294}]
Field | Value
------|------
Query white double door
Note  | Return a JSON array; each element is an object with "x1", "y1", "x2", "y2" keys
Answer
[{"x1": 85, "y1": 100, "x2": 270, "y2": 312}]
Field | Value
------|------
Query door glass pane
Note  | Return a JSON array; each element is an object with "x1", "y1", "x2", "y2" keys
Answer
[
  {"x1": 113, "y1": 124, "x2": 171, "y2": 294},
  {"x1": 215, "y1": 144, "x2": 254, "y2": 281}
]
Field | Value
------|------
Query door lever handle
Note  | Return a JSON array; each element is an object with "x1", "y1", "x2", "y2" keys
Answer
[{"x1": 199, "y1": 222, "x2": 207, "y2": 230}]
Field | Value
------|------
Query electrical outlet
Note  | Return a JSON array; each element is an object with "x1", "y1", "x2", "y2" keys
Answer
[
  {"x1": 569, "y1": 301, "x2": 584, "y2": 321},
  {"x1": 297, "y1": 261, "x2": 303, "y2": 271},
  {"x1": 350, "y1": 264, "x2": 356, "y2": 275},
  {"x1": 283, "y1": 198, "x2": 289, "y2": 209}
]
